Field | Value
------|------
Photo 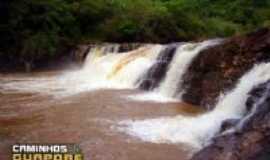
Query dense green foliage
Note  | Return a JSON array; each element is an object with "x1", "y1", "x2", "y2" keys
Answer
[{"x1": 1, "y1": 0, "x2": 270, "y2": 69}]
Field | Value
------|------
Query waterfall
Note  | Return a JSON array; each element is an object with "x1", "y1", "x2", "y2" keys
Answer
[
  {"x1": 83, "y1": 44, "x2": 121, "y2": 69},
  {"x1": 235, "y1": 79, "x2": 270, "y2": 131},
  {"x1": 158, "y1": 40, "x2": 221, "y2": 98},
  {"x1": 118, "y1": 63, "x2": 270, "y2": 149},
  {"x1": 128, "y1": 40, "x2": 221, "y2": 102},
  {"x1": 58, "y1": 44, "x2": 164, "y2": 93},
  {"x1": 76, "y1": 40, "x2": 220, "y2": 95},
  {"x1": 1, "y1": 40, "x2": 221, "y2": 98},
  {"x1": 138, "y1": 43, "x2": 179, "y2": 91},
  {"x1": 0, "y1": 44, "x2": 162, "y2": 96}
]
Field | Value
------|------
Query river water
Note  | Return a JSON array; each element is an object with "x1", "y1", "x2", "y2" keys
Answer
[{"x1": 0, "y1": 71, "x2": 202, "y2": 160}]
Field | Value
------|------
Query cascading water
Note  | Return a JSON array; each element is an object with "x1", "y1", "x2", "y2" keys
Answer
[
  {"x1": 137, "y1": 43, "x2": 180, "y2": 90},
  {"x1": 128, "y1": 39, "x2": 221, "y2": 102},
  {"x1": 78, "y1": 44, "x2": 163, "y2": 89},
  {"x1": 4, "y1": 39, "x2": 220, "y2": 97},
  {"x1": 0, "y1": 38, "x2": 225, "y2": 108},
  {"x1": 235, "y1": 79, "x2": 270, "y2": 131},
  {"x1": 1, "y1": 40, "x2": 220, "y2": 99},
  {"x1": 158, "y1": 40, "x2": 221, "y2": 98},
  {"x1": 0, "y1": 44, "x2": 164, "y2": 96},
  {"x1": 118, "y1": 63, "x2": 270, "y2": 150}
]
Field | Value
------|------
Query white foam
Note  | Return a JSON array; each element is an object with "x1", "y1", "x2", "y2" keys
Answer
[{"x1": 126, "y1": 92, "x2": 179, "y2": 103}]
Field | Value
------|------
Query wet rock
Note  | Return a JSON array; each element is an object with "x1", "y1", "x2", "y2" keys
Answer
[
  {"x1": 191, "y1": 80, "x2": 270, "y2": 160},
  {"x1": 182, "y1": 28, "x2": 270, "y2": 109}
]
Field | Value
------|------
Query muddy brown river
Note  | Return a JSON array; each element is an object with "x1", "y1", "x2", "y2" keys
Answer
[{"x1": 0, "y1": 71, "x2": 203, "y2": 160}]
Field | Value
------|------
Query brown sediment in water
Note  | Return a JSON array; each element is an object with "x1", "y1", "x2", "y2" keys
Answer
[
  {"x1": 0, "y1": 72, "x2": 203, "y2": 160},
  {"x1": 107, "y1": 46, "x2": 153, "y2": 79}
]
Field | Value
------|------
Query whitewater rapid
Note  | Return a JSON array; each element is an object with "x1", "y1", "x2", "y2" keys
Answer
[{"x1": 118, "y1": 63, "x2": 270, "y2": 150}]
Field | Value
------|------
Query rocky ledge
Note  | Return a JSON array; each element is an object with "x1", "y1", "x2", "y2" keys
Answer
[
  {"x1": 182, "y1": 28, "x2": 270, "y2": 109},
  {"x1": 191, "y1": 80, "x2": 270, "y2": 160}
]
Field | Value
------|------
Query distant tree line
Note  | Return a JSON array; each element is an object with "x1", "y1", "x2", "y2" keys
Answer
[{"x1": 0, "y1": 0, "x2": 270, "y2": 70}]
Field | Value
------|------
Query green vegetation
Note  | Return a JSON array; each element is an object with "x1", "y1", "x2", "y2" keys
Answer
[{"x1": 1, "y1": 0, "x2": 270, "y2": 70}]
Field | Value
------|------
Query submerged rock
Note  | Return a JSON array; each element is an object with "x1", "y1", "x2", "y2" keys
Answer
[
  {"x1": 191, "y1": 80, "x2": 270, "y2": 160},
  {"x1": 182, "y1": 28, "x2": 270, "y2": 108}
]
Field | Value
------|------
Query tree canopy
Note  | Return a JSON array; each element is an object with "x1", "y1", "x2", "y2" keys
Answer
[{"x1": 1, "y1": 0, "x2": 270, "y2": 68}]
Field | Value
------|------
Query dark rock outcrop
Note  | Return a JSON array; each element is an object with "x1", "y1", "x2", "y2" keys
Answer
[
  {"x1": 182, "y1": 28, "x2": 270, "y2": 108},
  {"x1": 191, "y1": 80, "x2": 270, "y2": 160}
]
